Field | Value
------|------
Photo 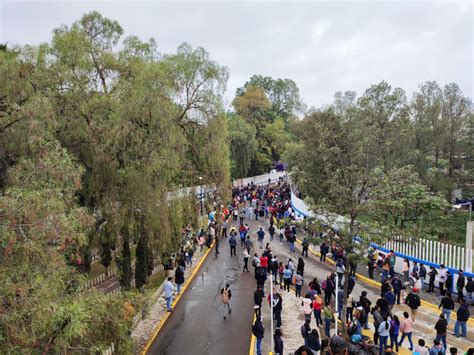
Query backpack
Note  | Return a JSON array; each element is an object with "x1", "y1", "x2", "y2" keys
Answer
[
  {"x1": 222, "y1": 288, "x2": 230, "y2": 304},
  {"x1": 321, "y1": 280, "x2": 327, "y2": 290},
  {"x1": 411, "y1": 294, "x2": 420, "y2": 308}
]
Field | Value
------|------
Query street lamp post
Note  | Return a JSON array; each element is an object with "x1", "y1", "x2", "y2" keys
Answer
[{"x1": 198, "y1": 176, "x2": 203, "y2": 215}]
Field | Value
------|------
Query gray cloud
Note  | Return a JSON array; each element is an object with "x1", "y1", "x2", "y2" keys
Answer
[{"x1": 1, "y1": 0, "x2": 472, "y2": 108}]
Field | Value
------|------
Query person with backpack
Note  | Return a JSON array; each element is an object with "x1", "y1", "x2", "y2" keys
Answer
[
  {"x1": 429, "y1": 339, "x2": 446, "y2": 355},
  {"x1": 252, "y1": 316, "x2": 265, "y2": 355},
  {"x1": 307, "y1": 329, "x2": 321, "y2": 353},
  {"x1": 454, "y1": 299, "x2": 470, "y2": 338},
  {"x1": 323, "y1": 275, "x2": 335, "y2": 306},
  {"x1": 391, "y1": 274, "x2": 403, "y2": 304},
  {"x1": 274, "y1": 328, "x2": 284, "y2": 355},
  {"x1": 220, "y1": 283, "x2": 232, "y2": 319},
  {"x1": 372, "y1": 305, "x2": 383, "y2": 345},
  {"x1": 405, "y1": 288, "x2": 421, "y2": 323},
  {"x1": 434, "y1": 313, "x2": 448, "y2": 350},
  {"x1": 438, "y1": 291, "x2": 455, "y2": 324},
  {"x1": 174, "y1": 263, "x2": 185, "y2": 295}
]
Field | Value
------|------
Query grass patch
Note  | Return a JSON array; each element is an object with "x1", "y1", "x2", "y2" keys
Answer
[{"x1": 146, "y1": 270, "x2": 166, "y2": 291}]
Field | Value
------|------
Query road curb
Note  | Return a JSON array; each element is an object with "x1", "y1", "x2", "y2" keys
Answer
[{"x1": 140, "y1": 242, "x2": 215, "y2": 354}]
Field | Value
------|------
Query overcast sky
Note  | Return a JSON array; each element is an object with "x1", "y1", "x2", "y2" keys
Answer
[{"x1": 1, "y1": 0, "x2": 473, "y2": 108}]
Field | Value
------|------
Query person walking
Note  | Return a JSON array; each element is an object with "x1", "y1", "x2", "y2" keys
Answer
[
  {"x1": 389, "y1": 315, "x2": 400, "y2": 353},
  {"x1": 439, "y1": 264, "x2": 448, "y2": 296},
  {"x1": 245, "y1": 236, "x2": 253, "y2": 254},
  {"x1": 323, "y1": 275, "x2": 335, "y2": 306},
  {"x1": 320, "y1": 241, "x2": 329, "y2": 262},
  {"x1": 313, "y1": 293, "x2": 323, "y2": 327},
  {"x1": 164, "y1": 277, "x2": 175, "y2": 312},
  {"x1": 254, "y1": 285, "x2": 264, "y2": 317},
  {"x1": 278, "y1": 262, "x2": 284, "y2": 286},
  {"x1": 307, "y1": 329, "x2": 321, "y2": 354},
  {"x1": 272, "y1": 292, "x2": 283, "y2": 328},
  {"x1": 398, "y1": 311, "x2": 414, "y2": 351},
  {"x1": 378, "y1": 317, "x2": 391, "y2": 355},
  {"x1": 288, "y1": 232, "x2": 296, "y2": 253},
  {"x1": 402, "y1": 258, "x2": 410, "y2": 283},
  {"x1": 302, "y1": 237, "x2": 309, "y2": 257},
  {"x1": 346, "y1": 291, "x2": 355, "y2": 323},
  {"x1": 252, "y1": 316, "x2": 265, "y2": 355},
  {"x1": 302, "y1": 294, "x2": 313, "y2": 323},
  {"x1": 429, "y1": 339, "x2": 445, "y2": 355},
  {"x1": 454, "y1": 299, "x2": 470, "y2": 338},
  {"x1": 295, "y1": 271, "x2": 304, "y2": 297},
  {"x1": 301, "y1": 319, "x2": 311, "y2": 347},
  {"x1": 274, "y1": 328, "x2": 284, "y2": 355},
  {"x1": 438, "y1": 292, "x2": 455, "y2": 324},
  {"x1": 323, "y1": 304, "x2": 335, "y2": 337},
  {"x1": 283, "y1": 265, "x2": 292, "y2": 292},
  {"x1": 174, "y1": 263, "x2": 185, "y2": 295},
  {"x1": 372, "y1": 305, "x2": 383, "y2": 345},
  {"x1": 229, "y1": 233, "x2": 237, "y2": 257},
  {"x1": 297, "y1": 257, "x2": 305, "y2": 277},
  {"x1": 359, "y1": 291, "x2": 372, "y2": 329},
  {"x1": 257, "y1": 227, "x2": 265, "y2": 249},
  {"x1": 221, "y1": 283, "x2": 232, "y2": 319},
  {"x1": 243, "y1": 248, "x2": 250, "y2": 272},
  {"x1": 269, "y1": 224, "x2": 275, "y2": 242},
  {"x1": 434, "y1": 314, "x2": 448, "y2": 350},
  {"x1": 405, "y1": 288, "x2": 421, "y2": 323}
]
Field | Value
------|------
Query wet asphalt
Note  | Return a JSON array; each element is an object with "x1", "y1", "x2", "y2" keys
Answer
[{"x1": 147, "y1": 226, "x2": 257, "y2": 355}]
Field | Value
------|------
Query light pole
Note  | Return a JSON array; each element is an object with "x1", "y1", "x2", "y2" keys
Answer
[
  {"x1": 270, "y1": 280, "x2": 274, "y2": 354},
  {"x1": 335, "y1": 273, "x2": 339, "y2": 335},
  {"x1": 198, "y1": 176, "x2": 203, "y2": 215}
]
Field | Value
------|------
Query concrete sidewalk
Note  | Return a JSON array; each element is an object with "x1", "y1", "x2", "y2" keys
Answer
[{"x1": 251, "y1": 222, "x2": 473, "y2": 354}]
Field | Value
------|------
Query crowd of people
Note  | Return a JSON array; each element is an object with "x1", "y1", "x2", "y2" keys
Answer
[{"x1": 161, "y1": 178, "x2": 472, "y2": 354}]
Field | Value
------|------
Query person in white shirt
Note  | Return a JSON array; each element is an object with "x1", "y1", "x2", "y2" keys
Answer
[
  {"x1": 377, "y1": 318, "x2": 391, "y2": 354},
  {"x1": 439, "y1": 264, "x2": 448, "y2": 296},
  {"x1": 164, "y1": 277, "x2": 175, "y2": 312}
]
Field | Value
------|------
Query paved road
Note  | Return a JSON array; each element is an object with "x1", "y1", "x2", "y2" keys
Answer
[{"x1": 147, "y1": 222, "x2": 257, "y2": 355}]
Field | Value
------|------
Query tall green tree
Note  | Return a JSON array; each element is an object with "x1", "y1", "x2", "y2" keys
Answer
[{"x1": 227, "y1": 114, "x2": 257, "y2": 179}]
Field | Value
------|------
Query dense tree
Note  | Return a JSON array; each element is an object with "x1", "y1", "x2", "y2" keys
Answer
[
  {"x1": 0, "y1": 11, "x2": 229, "y2": 352},
  {"x1": 236, "y1": 74, "x2": 304, "y2": 120},
  {"x1": 227, "y1": 113, "x2": 257, "y2": 179}
]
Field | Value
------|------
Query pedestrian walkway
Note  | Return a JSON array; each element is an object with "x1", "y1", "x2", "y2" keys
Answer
[{"x1": 251, "y1": 220, "x2": 473, "y2": 354}]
